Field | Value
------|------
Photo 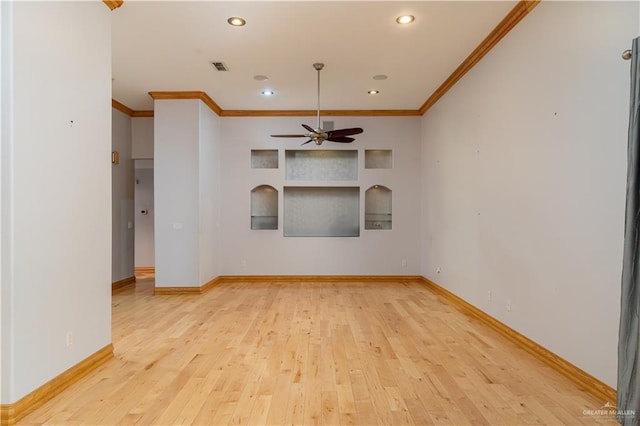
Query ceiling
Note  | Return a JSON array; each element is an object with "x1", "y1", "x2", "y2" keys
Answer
[{"x1": 111, "y1": 1, "x2": 518, "y2": 113}]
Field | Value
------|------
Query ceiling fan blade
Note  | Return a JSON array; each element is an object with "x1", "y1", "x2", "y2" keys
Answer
[
  {"x1": 326, "y1": 136, "x2": 355, "y2": 143},
  {"x1": 326, "y1": 127, "x2": 364, "y2": 137},
  {"x1": 270, "y1": 134, "x2": 307, "y2": 138},
  {"x1": 301, "y1": 124, "x2": 315, "y2": 133},
  {"x1": 301, "y1": 139, "x2": 314, "y2": 146}
]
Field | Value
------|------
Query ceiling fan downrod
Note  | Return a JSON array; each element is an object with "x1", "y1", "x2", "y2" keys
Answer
[{"x1": 313, "y1": 63, "x2": 324, "y2": 130}]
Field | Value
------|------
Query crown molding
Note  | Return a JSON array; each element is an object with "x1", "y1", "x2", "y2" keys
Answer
[
  {"x1": 103, "y1": 0, "x2": 123, "y2": 11},
  {"x1": 114, "y1": 98, "x2": 420, "y2": 118},
  {"x1": 111, "y1": 99, "x2": 133, "y2": 116},
  {"x1": 146, "y1": 92, "x2": 419, "y2": 117},
  {"x1": 220, "y1": 109, "x2": 421, "y2": 117},
  {"x1": 418, "y1": 0, "x2": 540, "y2": 115},
  {"x1": 131, "y1": 110, "x2": 154, "y2": 118},
  {"x1": 112, "y1": 99, "x2": 154, "y2": 118},
  {"x1": 148, "y1": 91, "x2": 223, "y2": 115}
]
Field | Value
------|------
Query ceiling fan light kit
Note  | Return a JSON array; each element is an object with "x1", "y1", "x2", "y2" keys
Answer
[{"x1": 270, "y1": 63, "x2": 364, "y2": 146}]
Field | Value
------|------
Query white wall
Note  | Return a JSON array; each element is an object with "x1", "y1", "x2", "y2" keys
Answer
[
  {"x1": 132, "y1": 117, "x2": 153, "y2": 159},
  {"x1": 219, "y1": 116, "x2": 421, "y2": 275},
  {"x1": 198, "y1": 103, "x2": 221, "y2": 283},
  {"x1": 112, "y1": 109, "x2": 134, "y2": 282},
  {"x1": 1, "y1": 2, "x2": 111, "y2": 402},
  {"x1": 155, "y1": 100, "x2": 200, "y2": 286},
  {"x1": 0, "y1": 0, "x2": 10, "y2": 402},
  {"x1": 420, "y1": 1, "x2": 638, "y2": 387},
  {"x1": 134, "y1": 161, "x2": 155, "y2": 268},
  {"x1": 154, "y1": 99, "x2": 220, "y2": 287}
]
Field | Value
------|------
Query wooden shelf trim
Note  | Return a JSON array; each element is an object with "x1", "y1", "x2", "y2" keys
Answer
[
  {"x1": 418, "y1": 0, "x2": 540, "y2": 114},
  {"x1": 0, "y1": 344, "x2": 114, "y2": 426}
]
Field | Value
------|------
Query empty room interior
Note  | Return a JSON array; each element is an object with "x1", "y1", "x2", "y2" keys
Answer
[{"x1": 1, "y1": 0, "x2": 639, "y2": 425}]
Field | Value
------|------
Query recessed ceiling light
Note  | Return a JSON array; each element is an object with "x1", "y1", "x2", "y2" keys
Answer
[
  {"x1": 396, "y1": 15, "x2": 415, "y2": 24},
  {"x1": 254, "y1": 75, "x2": 269, "y2": 81},
  {"x1": 227, "y1": 17, "x2": 246, "y2": 27},
  {"x1": 261, "y1": 90, "x2": 275, "y2": 96},
  {"x1": 373, "y1": 74, "x2": 388, "y2": 80},
  {"x1": 368, "y1": 90, "x2": 380, "y2": 95}
]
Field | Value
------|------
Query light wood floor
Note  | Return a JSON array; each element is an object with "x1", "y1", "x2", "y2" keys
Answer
[{"x1": 21, "y1": 278, "x2": 616, "y2": 425}]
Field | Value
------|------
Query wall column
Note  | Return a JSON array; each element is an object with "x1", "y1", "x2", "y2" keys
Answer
[{"x1": 154, "y1": 99, "x2": 220, "y2": 289}]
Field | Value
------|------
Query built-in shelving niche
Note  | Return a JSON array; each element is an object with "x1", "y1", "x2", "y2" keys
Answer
[
  {"x1": 284, "y1": 187, "x2": 360, "y2": 237},
  {"x1": 365, "y1": 150, "x2": 392, "y2": 169},
  {"x1": 365, "y1": 185, "x2": 392, "y2": 230},
  {"x1": 251, "y1": 185, "x2": 278, "y2": 230},
  {"x1": 251, "y1": 149, "x2": 278, "y2": 169},
  {"x1": 286, "y1": 150, "x2": 357, "y2": 181}
]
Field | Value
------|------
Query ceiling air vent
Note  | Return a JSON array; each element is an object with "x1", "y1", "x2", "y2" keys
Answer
[
  {"x1": 210, "y1": 61, "x2": 229, "y2": 71},
  {"x1": 322, "y1": 120, "x2": 334, "y2": 131}
]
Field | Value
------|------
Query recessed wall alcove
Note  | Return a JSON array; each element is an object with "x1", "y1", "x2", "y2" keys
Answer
[
  {"x1": 365, "y1": 185, "x2": 392, "y2": 230},
  {"x1": 251, "y1": 185, "x2": 278, "y2": 230},
  {"x1": 283, "y1": 186, "x2": 360, "y2": 237},
  {"x1": 364, "y1": 149, "x2": 392, "y2": 169},
  {"x1": 285, "y1": 150, "x2": 357, "y2": 181},
  {"x1": 251, "y1": 149, "x2": 278, "y2": 169}
]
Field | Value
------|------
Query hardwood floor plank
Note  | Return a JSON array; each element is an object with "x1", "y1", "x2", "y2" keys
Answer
[
  {"x1": 229, "y1": 380, "x2": 261, "y2": 425},
  {"x1": 264, "y1": 370, "x2": 293, "y2": 424},
  {"x1": 283, "y1": 382, "x2": 305, "y2": 426},
  {"x1": 350, "y1": 369, "x2": 379, "y2": 425},
  {"x1": 302, "y1": 344, "x2": 323, "y2": 425},
  {"x1": 19, "y1": 279, "x2": 613, "y2": 425},
  {"x1": 246, "y1": 394, "x2": 271, "y2": 425},
  {"x1": 321, "y1": 391, "x2": 340, "y2": 425},
  {"x1": 336, "y1": 383, "x2": 356, "y2": 415},
  {"x1": 404, "y1": 397, "x2": 434, "y2": 425}
]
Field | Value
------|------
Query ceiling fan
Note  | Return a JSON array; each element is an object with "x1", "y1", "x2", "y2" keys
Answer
[{"x1": 270, "y1": 63, "x2": 364, "y2": 146}]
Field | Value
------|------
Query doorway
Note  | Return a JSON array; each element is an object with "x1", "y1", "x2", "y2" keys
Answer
[{"x1": 134, "y1": 159, "x2": 154, "y2": 278}]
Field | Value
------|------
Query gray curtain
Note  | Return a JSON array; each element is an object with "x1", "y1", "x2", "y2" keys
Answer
[{"x1": 619, "y1": 36, "x2": 640, "y2": 425}]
